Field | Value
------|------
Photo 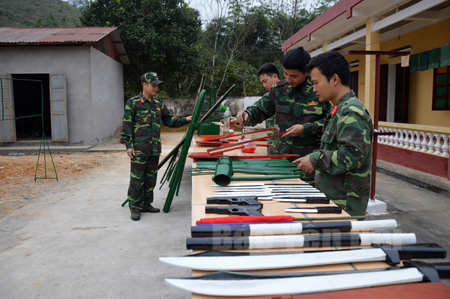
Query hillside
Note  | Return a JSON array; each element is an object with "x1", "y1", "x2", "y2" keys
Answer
[{"x1": 0, "y1": 0, "x2": 81, "y2": 28}]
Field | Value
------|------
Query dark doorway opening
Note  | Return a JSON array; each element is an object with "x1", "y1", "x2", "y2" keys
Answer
[
  {"x1": 349, "y1": 70, "x2": 359, "y2": 98},
  {"x1": 12, "y1": 74, "x2": 51, "y2": 140}
]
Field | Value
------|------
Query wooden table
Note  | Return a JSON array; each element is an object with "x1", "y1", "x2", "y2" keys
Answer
[{"x1": 189, "y1": 135, "x2": 393, "y2": 299}]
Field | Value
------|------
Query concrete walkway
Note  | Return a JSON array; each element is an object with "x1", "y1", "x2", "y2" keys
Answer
[{"x1": 1, "y1": 133, "x2": 450, "y2": 298}]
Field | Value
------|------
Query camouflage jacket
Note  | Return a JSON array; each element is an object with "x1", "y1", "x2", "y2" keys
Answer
[
  {"x1": 258, "y1": 92, "x2": 279, "y2": 151},
  {"x1": 121, "y1": 93, "x2": 189, "y2": 156},
  {"x1": 245, "y1": 78, "x2": 331, "y2": 158},
  {"x1": 307, "y1": 90, "x2": 373, "y2": 216}
]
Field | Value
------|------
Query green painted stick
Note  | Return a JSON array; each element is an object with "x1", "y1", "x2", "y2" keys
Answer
[
  {"x1": 229, "y1": 175, "x2": 301, "y2": 181},
  {"x1": 160, "y1": 152, "x2": 177, "y2": 184},
  {"x1": 158, "y1": 83, "x2": 235, "y2": 170},
  {"x1": 159, "y1": 154, "x2": 178, "y2": 189},
  {"x1": 163, "y1": 90, "x2": 207, "y2": 212},
  {"x1": 189, "y1": 169, "x2": 300, "y2": 174},
  {"x1": 157, "y1": 75, "x2": 205, "y2": 170}
]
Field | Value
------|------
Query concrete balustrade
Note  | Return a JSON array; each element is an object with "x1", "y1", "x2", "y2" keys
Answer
[{"x1": 378, "y1": 122, "x2": 450, "y2": 158}]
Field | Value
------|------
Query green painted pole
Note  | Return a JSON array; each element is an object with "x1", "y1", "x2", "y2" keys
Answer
[
  {"x1": 229, "y1": 175, "x2": 301, "y2": 181},
  {"x1": 158, "y1": 75, "x2": 206, "y2": 170},
  {"x1": 163, "y1": 90, "x2": 207, "y2": 212},
  {"x1": 212, "y1": 157, "x2": 233, "y2": 186},
  {"x1": 158, "y1": 83, "x2": 235, "y2": 170}
]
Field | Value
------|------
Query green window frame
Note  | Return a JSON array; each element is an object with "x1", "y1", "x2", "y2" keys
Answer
[{"x1": 433, "y1": 65, "x2": 450, "y2": 110}]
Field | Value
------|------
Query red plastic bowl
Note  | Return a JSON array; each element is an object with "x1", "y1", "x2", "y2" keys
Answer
[{"x1": 241, "y1": 147, "x2": 256, "y2": 153}]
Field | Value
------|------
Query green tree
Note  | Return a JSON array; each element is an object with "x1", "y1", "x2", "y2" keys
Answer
[
  {"x1": 48, "y1": 13, "x2": 59, "y2": 27},
  {"x1": 79, "y1": 0, "x2": 203, "y2": 97},
  {"x1": 199, "y1": 0, "x2": 338, "y2": 97},
  {"x1": 61, "y1": 15, "x2": 68, "y2": 27},
  {"x1": 34, "y1": 17, "x2": 43, "y2": 28}
]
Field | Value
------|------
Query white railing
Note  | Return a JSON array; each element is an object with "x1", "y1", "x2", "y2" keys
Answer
[{"x1": 378, "y1": 122, "x2": 449, "y2": 158}]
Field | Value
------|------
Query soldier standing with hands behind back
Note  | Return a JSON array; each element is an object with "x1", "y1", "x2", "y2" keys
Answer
[
  {"x1": 121, "y1": 72, "x2": 192, "y2": 221},
  {"x1": 294, "y1": 52, "x2": 373, "y2": 216}
]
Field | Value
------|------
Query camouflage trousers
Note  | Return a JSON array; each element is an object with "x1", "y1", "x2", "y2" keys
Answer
[
  {"x1": 127, "y1": 155, "x2": 160, "y2": 211},
  {"x1": 333, "y1": 198, "x2": 369, "y2": 217}
]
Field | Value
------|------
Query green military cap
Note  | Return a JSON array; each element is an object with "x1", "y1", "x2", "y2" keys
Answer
[{"x1": 143, "y1": 72, "x2": 163, "y2": 84}]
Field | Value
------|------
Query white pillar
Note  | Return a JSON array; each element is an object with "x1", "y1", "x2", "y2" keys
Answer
[
  {"x1": 414, "y1": 131, "x2": 421, "y2": 151},
  {"x1": 389, "y1": 129, "x2": 395, "y2": 145},
  {"x1": 408, "y1": 130, "x2": 415, "y2": 150},
  {"x1": 377, "y1": 128, "x2": 383, "y2": 143},
  {"x1": 393, "y1": 129, "x2": 399, "y2": 146},
  {"x1": 398, "y1": 130, "x2": 405, "y2": 147},
  {"x1": 441, "y1": 134, "x2": 449, "y2": 157},
  {"x1": 426, "y1": 133, "x2": 434, "y2": 154},
  {"x1": 420, "y1": 132, "x2": 428, "y2": 152},
  {"x1": 379, "y1": 128, "x2": 386, "y2": 144},
  {"x1": 403, "y1": 130, "x2": 410, "y2": 149},
  {"x1": 433, "y1": 133, "x2": 442, "y2": 155}
]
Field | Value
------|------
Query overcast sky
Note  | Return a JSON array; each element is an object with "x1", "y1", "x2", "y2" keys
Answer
[{"x1": 186, "y1": 0, "x2": 228, "y2": 25}]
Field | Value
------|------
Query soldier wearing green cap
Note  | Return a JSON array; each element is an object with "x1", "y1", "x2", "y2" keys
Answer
[{"x1": 121, "y1": 72, "x2": 192, "y2": 221}]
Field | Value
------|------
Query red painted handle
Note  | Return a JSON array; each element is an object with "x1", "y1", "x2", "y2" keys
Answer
[{"x1": 207, "y1": 132, "x2": 284, "y2": 154}]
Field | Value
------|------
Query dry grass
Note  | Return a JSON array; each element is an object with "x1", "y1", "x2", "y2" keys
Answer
[{"x1": 160, "y1": 124, "x2": 190, "y2": 132}]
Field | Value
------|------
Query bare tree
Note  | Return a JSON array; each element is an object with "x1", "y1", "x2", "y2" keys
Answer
[
  {"x1": 188, "y1": 0, "x2": 229, "y2": 89},
  {"x1": 67, "y1": 0, "x2": 91, "y2": 8}
]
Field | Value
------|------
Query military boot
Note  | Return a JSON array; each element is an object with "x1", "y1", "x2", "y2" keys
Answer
[
  {"x1": 130, "y1": 208, "x2": 141, "y2": 221},
  {"x1": 142, "y1": 204, "x2": 160, "y2": 213}
]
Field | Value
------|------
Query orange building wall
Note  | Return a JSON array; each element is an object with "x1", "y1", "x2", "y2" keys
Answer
[{"x1": 379, "y1": 18, "x2": 450, "y2": 127}]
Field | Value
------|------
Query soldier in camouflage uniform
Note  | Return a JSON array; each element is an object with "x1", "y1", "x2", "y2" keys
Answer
[
  {"x1": 232, "y1": 47, "x2": 331, "y2": 183},
  {"x1": 121, "y1": 72, "x2": 192, "y2": 221},
  {"x1": 256, "y1": 63, "x2": 281, "y2": 155},
  {"x1": 295, "y1": 51, "x2": 373, "y2": 216}
]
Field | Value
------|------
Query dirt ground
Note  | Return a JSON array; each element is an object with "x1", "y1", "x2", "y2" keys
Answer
[
  {"x1": 0, "y1": 126, "x2": 190, "y2": 219},
  {"x1": 0, "y1": 151, "x2": 125, "y2": 219}
]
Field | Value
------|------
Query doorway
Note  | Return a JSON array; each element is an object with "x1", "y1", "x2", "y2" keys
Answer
[
  {"x1": 394, "y1": 64, "x2": 409, "y2": 123},
  {"x1": 349, "y1": 70, "x2": 359, "y2": 98},
  {"x1": 379, "y1": 63, "x2": 410, "y2": 123},
  {"x1": 12, "y1": 74, "x2": 51, "y2": 140}
]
